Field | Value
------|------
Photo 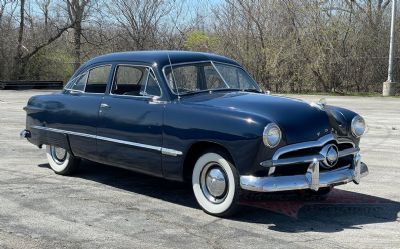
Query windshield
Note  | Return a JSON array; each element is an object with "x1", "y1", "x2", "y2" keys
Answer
[{"x1": 164, "y1": 62, "x2": 261, "y2": 95}]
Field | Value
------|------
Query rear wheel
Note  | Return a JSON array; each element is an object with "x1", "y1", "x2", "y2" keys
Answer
[
  {"x1": 192, "y1": 151, "x2": 240, "y2": 217},
  {"x1": 46, "y1": 145, "x2": 79, "y2": 175}
]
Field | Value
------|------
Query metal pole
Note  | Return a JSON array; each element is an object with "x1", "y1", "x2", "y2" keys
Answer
[{"x1": 383, "y1": 0, "x2": 398, "y2": 96}]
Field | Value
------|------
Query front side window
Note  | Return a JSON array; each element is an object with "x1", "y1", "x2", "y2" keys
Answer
[
  {"x1": 112, "y1": 65, "x2": 161, "y2": 97},
  {"x1": 164, "y1": 62, "x2": 260, "y2": 95},
  {"x1": 85, "y1": 65, "x2": 112, "y2": 93}
]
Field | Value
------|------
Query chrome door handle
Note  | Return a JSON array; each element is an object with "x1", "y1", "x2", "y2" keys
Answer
[{"x1": 100, "y1": 103, "x2": 110, "y2": 108}]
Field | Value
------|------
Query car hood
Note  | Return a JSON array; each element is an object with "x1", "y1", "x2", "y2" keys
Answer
[{"x1": 180, "y1": 91, "x2": 343, "y2": 144}]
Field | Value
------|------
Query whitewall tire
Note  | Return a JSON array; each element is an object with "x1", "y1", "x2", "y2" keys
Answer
[
  {"x1": 46, "y1": 145, "x2": 79, "y2": 175},
  {"x1": 192, "y1": 151, "x2": 240, "y2": 217}
]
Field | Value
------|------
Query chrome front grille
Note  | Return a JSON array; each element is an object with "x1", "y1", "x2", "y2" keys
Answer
[{"x1": 260, "y1": 134, "x2": 358, "y2": 176}]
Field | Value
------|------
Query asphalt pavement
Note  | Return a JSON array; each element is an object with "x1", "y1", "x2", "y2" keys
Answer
[{"x1": 0, "y1": 90, "x2": 399, "y2": 249}]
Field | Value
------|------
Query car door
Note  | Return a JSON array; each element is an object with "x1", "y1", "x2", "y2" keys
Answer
[
  {"x1": 61, "y1": 64, "x2": 112, "y2": 161},
  {"x1": 96, "y1": 64, "x2": 164, "y2": 176}
]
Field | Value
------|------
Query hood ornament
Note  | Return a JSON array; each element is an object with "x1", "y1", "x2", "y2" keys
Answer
[
  {"x1": 318, "y1": 98, "x2": 327, "y2": 106},
  {"x1": 309, "y1": 98, "x2": 327, "y2": 110}
]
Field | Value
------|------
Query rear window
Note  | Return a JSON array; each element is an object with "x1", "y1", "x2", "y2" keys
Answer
[{"x1": 67, "y1": 65, "x2": 111, "y2": 93}]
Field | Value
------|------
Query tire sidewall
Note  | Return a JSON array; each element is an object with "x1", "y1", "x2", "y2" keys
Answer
[
  {"x1": 192, "y1": 152, "x2": 239, "y2": 215},
  {"x1": 46, "y1": 145, "x2": 72, "y2": 174}
]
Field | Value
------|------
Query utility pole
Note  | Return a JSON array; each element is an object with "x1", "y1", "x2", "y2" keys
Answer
[{"x1": 383, "y1": 0, "x2": 398, "y2": 96}]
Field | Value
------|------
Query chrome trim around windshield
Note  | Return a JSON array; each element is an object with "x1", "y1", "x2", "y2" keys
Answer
[
  {"x1": 210, "y1": 61, "x2": 230, "y2": 88},
  {"x1": 32, "y1": 125, "x2": 182, "y2": 156},
  {"x1": 161, "y1": 60, "x2": 260, "y2": 95}
]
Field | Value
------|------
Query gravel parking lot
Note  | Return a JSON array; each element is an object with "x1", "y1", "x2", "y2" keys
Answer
[{"x1": 0, "y1": 90, "x2": 399, "y2": 249}]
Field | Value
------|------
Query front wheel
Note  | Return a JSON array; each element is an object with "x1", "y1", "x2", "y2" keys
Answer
[
  {"x1": 192, "y1": 151, "x2": 240, "y2": 217},
  {"x1": 46, "y1": 145, "x2": 80, "y2": 175}
]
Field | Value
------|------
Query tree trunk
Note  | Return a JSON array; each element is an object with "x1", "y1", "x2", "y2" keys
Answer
[
  {"x1": 14, "y1": 0, "x2": 25, "y2": 80},
  {"x1": 73, "y1": 21, "x2": 82, "y2": 72}
]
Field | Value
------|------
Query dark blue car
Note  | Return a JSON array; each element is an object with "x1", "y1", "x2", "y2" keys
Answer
[{"x1": 21, "y1": 51, "x2": 368, "y2": 216}]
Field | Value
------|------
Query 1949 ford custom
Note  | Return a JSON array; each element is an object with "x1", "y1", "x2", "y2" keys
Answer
[{"x1": 21, "y1": 51, "x2": 368, "y2": 216}]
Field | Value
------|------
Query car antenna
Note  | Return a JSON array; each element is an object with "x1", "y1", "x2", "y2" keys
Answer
[{"x1": 167, "y1": 53, "x2": 180, "y2": 98}]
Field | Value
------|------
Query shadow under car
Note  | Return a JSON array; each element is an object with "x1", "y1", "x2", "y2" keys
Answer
[{"x1": 38, "y1": 160, "x2": 400, "y2": 233}]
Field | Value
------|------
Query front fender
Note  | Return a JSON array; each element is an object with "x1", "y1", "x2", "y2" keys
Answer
[
  {"x1": 325, "y1": 105, "x2": 360, "y2": 146},
  {"x1": 162, "y1": 102, "x2": 271, "y2": 180}
]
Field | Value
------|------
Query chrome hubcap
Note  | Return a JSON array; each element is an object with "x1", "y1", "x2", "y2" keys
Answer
[
  {"x1": 200, "y1": 163, "x2": 228, "y2": 204},
  {"x1": 206, "y1": 168, "x2": 226, "y2": 197},
  {"x1": 50, "y1": 146, "x2": 67, "y2": 164}
]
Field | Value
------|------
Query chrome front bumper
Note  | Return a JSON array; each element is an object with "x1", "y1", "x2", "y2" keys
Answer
[
  {"x1": 20, "y1": 129, "x2": 31, "y2": 139},
  {"x1": 240, "y1": 153, "x2": 369, "y2": 192}
]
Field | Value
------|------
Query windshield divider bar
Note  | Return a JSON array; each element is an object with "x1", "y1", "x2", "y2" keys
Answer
[{"x1": 211, "y1": 61, "x2": 230, "y2": 88}]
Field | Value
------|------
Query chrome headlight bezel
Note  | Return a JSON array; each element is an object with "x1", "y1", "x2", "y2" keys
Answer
[
  {"x1": 351, "y1": 115, "x2": 366, "y2": 137},
  {"x1": 263, "y1": 123, "x2": 282, "y2": 148}
]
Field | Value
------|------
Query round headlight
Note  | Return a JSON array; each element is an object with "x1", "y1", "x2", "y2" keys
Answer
[
  {"x1": 263, "y1": 123, "x2": 282, "y2": 148},
  {"x1": 351, "y1": 115, "x2": 366, "y2": 137}
]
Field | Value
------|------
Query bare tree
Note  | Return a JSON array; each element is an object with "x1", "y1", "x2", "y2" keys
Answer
[
  {"x1": 36, "y1": 0, "x2": 51, "y2": 32},
  {"x1": 13, "y1": 0, "x2": 76, "y2": 79},
  {"x1": 0, "y1": 0, "x2": 397, "y2": 93},
  {"x1": 107, "y1": 0, "x2": 178, "y2": 50},
  {"x1": 14, "y1": 0, "x2": 25, "y2": 79},
  {"x1": 66, "y1": 0, "x2": 91, "y2": 71}
]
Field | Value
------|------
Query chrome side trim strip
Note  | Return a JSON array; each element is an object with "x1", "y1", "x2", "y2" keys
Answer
[
  {"x1": 96, "y1": 135, "x2": 161, "y2": 151},
  {"x1": 161, "y1": 148, "x2": 183, "y2": 156},
  {"x1": 33, "y1": 126, "x2": 97, "y2": 139},
  {"x1": 32, "y1": 125, "x2": 182, "y2": 156}
]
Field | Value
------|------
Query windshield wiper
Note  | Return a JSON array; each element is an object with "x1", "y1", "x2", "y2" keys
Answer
[
  {"x1": 178, "y1": 89, "x2": 210, "y2": 96},
  {"x1": 215, "y1": 88, "x2": 262, "y2": 93},
  {"x1": 241, "y1": 88, "x2": 262, "y2": 93},
  {"x1": 178, "y1": 88, "x2": 262, "y2": 97}
]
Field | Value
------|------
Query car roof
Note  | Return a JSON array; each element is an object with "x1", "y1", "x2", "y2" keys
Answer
[{"x1": 82, "y1": 50, "x2": 241, "y2": 69}]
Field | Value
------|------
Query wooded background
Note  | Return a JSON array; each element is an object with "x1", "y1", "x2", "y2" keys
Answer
[{"x1": 0, "y1": 0, "x2": 398, "y2": 93}]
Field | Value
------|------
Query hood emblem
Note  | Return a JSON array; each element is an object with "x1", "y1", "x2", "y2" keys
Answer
[{"x1": 320, "y1": 144, "x2": 339, "y2": 169}]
